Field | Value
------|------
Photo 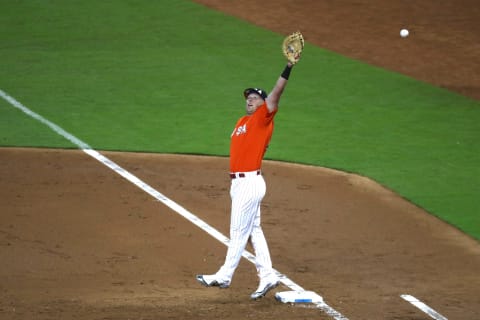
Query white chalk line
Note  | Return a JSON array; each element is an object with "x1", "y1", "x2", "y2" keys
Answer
[
  {"x1": 401, "y1": 294, "x2": 448, "y2": 320},
  {"x1": 0, "y1": 89, "x2": 348, "y2": 320}
]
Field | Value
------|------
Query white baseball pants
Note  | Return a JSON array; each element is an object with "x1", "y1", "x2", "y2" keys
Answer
[{"x1": 215, "y1": 171, "x2": 275, "y2": 283}]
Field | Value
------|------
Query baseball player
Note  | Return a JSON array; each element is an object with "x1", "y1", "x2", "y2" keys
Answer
[{"x1": 196, "y1": 52, "x2": 301, "y2": 300}]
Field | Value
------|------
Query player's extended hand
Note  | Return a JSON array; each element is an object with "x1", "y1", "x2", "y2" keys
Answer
[
  {"x1": 287, "y1": 53, "x2": 301, "y2": 67},
  {"x1": 282, "y1": 31, "x2": 304, "y2": 65}
]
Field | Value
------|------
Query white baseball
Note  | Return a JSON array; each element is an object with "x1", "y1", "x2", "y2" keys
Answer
[{"x1": 400, "y1": 29, "x2": 409, "y2": 38}]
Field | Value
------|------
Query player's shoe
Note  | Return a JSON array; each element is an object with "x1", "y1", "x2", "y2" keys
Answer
[
  {"x1": 196, "y1": 274, "x2": 230, "y2": 289},
  {"x1": 250, "y1": 278, "x2": 280, "y2": 300}
]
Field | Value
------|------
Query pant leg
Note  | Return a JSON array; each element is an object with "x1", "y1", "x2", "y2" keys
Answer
[
  {"x1": 250, "y1": 177, "x2": 275, "y2": 280},
  {"x1": 216, "y1": 175, "x2": 265, "y2": 282}
]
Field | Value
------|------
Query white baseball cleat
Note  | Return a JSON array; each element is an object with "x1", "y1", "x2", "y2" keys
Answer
[
  {"x1": 250, "y1": 279, "x2": 280, "y2": 300},
  {"x1": 196, "y1": 274, "x2": 230, "y2": 289}
]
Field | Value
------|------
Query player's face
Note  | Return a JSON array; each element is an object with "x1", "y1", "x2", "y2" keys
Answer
[{"x1": 245, "y1": 94, "x2": 264, "y2": 115}]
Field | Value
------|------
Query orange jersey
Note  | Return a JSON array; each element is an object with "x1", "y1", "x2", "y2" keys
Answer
[{"x1": 230, "y1": 103, "x2": 277, "y2": 172}]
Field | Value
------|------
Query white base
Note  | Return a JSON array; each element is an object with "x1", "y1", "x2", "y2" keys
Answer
[{"x1": 275, "y1": 290, "x2": 323, "y2": 304}]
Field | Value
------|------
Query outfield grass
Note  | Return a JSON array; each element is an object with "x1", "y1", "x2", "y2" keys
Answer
[{"x1": 1, "y1": 0, "x2": 479, "y2": 240}]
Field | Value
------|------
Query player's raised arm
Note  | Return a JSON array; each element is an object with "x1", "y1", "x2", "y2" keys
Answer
[
  {"x1": 266, "y1": 32, "x2": 304, "y2": 113},
  {"x1": 266, "y1": 62, "x2": 294, "y2": 113}
]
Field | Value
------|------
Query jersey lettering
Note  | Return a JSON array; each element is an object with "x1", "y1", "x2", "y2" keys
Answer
[{"x1": 233, "y1": 124, "x2": 247, "y2": 136}]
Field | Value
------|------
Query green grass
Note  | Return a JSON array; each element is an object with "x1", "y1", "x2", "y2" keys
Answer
[{"x1": 1, "y1": 0, "x2": 479, "y2": 240}]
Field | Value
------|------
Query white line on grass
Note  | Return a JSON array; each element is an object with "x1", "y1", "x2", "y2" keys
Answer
[
  {"x1": 0, "y1": 89, "x2": 348, "y2": 320},
  {"x1": 401, "y1": 294, "x2": 448, "y2": 320}
]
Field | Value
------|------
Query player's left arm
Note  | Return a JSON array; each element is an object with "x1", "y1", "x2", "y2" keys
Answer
[{"x1": 266, "y1": 61, "x2": 296, "y2": 113}]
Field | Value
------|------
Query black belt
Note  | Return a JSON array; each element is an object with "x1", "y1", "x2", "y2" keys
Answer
[{"x1": 230, "y1": 170, "x2": 261, "y2": 179}]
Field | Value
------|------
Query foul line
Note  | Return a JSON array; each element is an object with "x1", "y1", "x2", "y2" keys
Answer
[
  {"x1": 401, "y1": 295, "x2": 448, "y2": 320},
  {"x1": 0, "y1": 89, "x2": 348, "y2": 320}
]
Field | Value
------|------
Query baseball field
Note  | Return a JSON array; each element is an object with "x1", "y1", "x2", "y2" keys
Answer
[{"x1": 1, "y1": 1, "x2": 479, "y2": 319}]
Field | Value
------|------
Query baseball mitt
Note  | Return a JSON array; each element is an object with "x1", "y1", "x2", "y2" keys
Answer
[{"x1": 282, "y1": 31, "x2": 304, "y2": 65}]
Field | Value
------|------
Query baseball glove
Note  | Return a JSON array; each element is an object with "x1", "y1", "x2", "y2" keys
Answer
[{"x1": 282, "y1": 31, "x2": 304, "y2": 65}]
